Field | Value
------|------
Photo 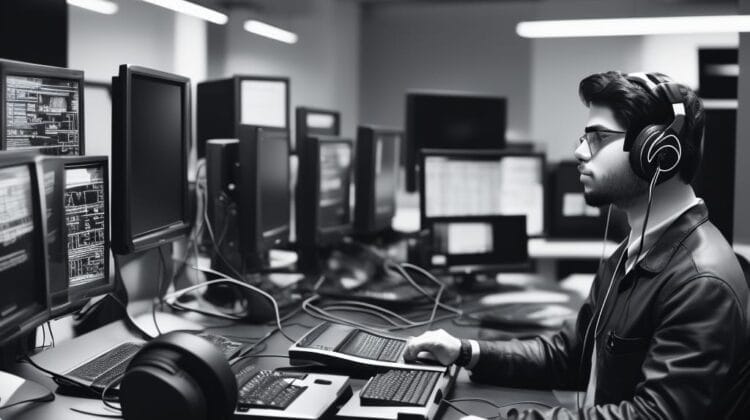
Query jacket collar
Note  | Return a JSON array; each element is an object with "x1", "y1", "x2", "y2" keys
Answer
[{"x1": 636, "y1": 203, "x2": 709, "y2": 274}]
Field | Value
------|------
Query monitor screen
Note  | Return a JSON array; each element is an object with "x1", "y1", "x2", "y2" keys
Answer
[
  {"x1": 318, "y1": 142, "x2": 352, "y2": 229},
  {"x1": 240, "y1": 79, "x2": 287, "y2": 128},
  {"x1": 0, "y1": 160, "x2": 47, "y2": 343},
  {"x1": 429, "y1": 216, "x2": 528, "y2": 270},
  {"x1": 259, "y1": 130, "x2": 290, "y2": 239},
  {"x1": 405, "y1": 92, "x2": 506, "y2": 191},
  {"x1": 374, "y1": 132, "x2": 400, "y2": 218},
  {"x1": 5, "y1": 75, "x2": 81, "y2": 155},
  {"x1": 422, "y1": 152, "x2": 544, "y2": 236},
  {"x1": 130, "y1": 74, "x2": 185, "y2": 238},
  {"x1": 65, "y1": 163, "x2": 107, "y2": 291}
]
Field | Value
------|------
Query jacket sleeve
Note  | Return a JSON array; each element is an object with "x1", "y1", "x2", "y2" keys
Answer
[
  {"x1": 468, "y1": 279, "x2": 598, "y2": 390},
  {"x1": 495, "y1": 275, "x2": 746, "y2": 420}
]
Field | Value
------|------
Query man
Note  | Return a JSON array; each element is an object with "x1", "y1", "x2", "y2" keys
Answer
[{"x1": 404, "y1": 71, "x2": 750, "y2": 419}]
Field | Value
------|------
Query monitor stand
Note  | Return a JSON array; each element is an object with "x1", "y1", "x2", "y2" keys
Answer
[
  {"x1": 0, "y1": 370, "x2": 53, "y2": 409},
  {"x1": 455, "y1": 271, "x2": 524, "y2": 294}
]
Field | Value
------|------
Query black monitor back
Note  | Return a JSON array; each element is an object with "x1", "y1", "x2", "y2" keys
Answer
[
  {"x1": 0, "y1": 58, "x2": 85, "y2": 155},
  {"x1": 405, "y1": 91, "x2": 506, "y2": 192},
  {"x1": 111, "y1": 65, "x2": 191, "y2": 255},
  {"x1": 354, "y1": 126, "x2": 401, "y2": 234}
]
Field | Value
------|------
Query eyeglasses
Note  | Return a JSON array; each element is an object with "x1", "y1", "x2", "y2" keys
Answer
[{"x1": 576, "y1": 129, "x2": 626, "y2": 156}]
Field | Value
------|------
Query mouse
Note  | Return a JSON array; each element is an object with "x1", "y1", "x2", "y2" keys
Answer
[{"x1": 415, "y1": 350, "x2": 444, "y2": 366}]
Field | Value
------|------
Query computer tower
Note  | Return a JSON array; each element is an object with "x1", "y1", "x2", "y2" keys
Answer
[{"x1": 197, "y1": 76, "x2": 289, "y2": 158}]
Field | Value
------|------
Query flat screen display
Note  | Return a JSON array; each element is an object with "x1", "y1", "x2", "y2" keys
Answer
[
  {"x1": 0, "y1": 165, "x2": 40, "y2": 321},
  {"x1": 5, "y1": 75, "x2": 81, "y2": 155},
  {"x1": 65, "y1": 164, "x2": 106, "y2": 289},
  {"x1": 259, "y1": 131, "x2": 290, "y2": 238},
  {"x1": 318, "y1": 142, "x2": 351, "y2": 229},
  {"x1": 129, "y1": 75, "x2": 185, "y2": 238}
]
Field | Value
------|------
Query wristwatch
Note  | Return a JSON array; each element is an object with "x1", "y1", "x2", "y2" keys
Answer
[{"x1": 454, "y1": 339, "x2": 472, "y2": 366}]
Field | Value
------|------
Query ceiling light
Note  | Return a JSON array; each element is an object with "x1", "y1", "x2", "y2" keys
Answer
[
  {"x1": 517, "y1": 15, "x2": 750, "y2": 38},
  {"x1": 244, "y1": 20, "x2": 298, "y2": 44},
  {"x1": 67, "y1": 0, "x2": 118, "y2": 15},
  {"x1": 141, "y1": 0, "x2": 228, "y2": 25}
]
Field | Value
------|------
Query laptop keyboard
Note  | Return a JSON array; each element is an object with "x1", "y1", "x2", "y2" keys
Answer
[
  {"x1": 338, "y1": 331, "x2": 405, "y2": 362},
  {"x1": 237, "y1": 370, "x2": 306, "y2": 410},
  {"x1": 360, "y1": 369, "x2": 441, "y2": 406},
  {"x1": 67, "y1": 342, "x2": 143, "y2": 387}
]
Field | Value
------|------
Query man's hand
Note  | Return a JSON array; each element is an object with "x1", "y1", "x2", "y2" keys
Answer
[{"x1": 403, "y1": 329, "x2": 462, "y2": 365}]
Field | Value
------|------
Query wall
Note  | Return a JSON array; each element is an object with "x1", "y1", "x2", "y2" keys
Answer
[
  {"x1": 359, "y1": 1, "x2": 536, "y2": 141},
  {"x1": 359, "y1": 0, "x2": 738, "y2": 162},
  {"x1": 209, "y1": 0, "x2": 361, "y2": 140},
  {"x1": 68, "y1": 0, "x2": 182, "y2": 156}
]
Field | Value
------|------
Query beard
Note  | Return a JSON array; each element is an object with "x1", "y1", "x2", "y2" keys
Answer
[{"x1": 583, "y1": 169, "x2": 648, "y2": 207}]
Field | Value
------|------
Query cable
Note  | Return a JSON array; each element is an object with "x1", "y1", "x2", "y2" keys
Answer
[
  {"x1": 0, "y1": 394, "x2": 54, "y2": 411},
  {"x1": 200, "y1": 180, "x2": 245, "y2": 280},
  {"x1": 47, "y1": 322, "x2": 55, "y2": 348},
  {"x1": 440, "y1": 399, "x2": 470, "y2": 416},
  {"x1": 152, "y1": 249, "x2": 164, "y2": 336},
  {"x1": 41, "y1": 322, "x2": 46, "y2": 348},
  {"x1": 164, "y1": 267, "x2": 297, "y2": 343}
]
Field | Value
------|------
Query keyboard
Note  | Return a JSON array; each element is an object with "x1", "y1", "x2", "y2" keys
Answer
[
  {"x1": 360, "y1": 369, "x2": 441, "y2": 407},
  {"x1": 66, "y1": 342, "x2": 144, "y2": 389},
  {"x1": 237, "y1": 370, "x2": 307, "y2": 410},
  {"x1": 339, "y1": 331, "x2": 405, "y2": 362},
  {"x1": 197, "y1": 332, "x2": 246, "y2": 359}
]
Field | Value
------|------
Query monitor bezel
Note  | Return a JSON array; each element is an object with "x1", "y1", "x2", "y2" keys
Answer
[
  {"x1": 419, "y1": 148, "x2": 547, "y2": 237},
  {"x1": 0, "y1": 58, "x2": 86, "y2": 155},
  {"x1": 314, "y1": 136, "x2": 354, "y2": 241},
  {"x1": 59, "y1": 155, "x2": 112, "y2": 312},
  {"x1": 112, "y1": 64, "x2": 191, "y2": 255},
  {"x1": 0, "y1": 152, "x2": 51, "y2": 345},
  {"x1": 294, "y1": 107, "x2": 340, "y2": 154}
]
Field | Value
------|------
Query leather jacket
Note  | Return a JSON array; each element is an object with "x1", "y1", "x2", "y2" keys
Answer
[{"x1": 469, "y1": 204, "x2": 750, "y2": 419}]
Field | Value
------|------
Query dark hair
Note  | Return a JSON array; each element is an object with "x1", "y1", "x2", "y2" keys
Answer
[{"x1": 578, "y1": 71, "x2": 705, "y2": 183}]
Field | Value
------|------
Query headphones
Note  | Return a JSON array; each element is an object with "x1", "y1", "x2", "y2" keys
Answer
[
  {"x1": 120, "y1": 332, "x2": 238, "y2": 420},
  {"x1": 625, "y1": 72, "x2": 687, "y2": 183}
]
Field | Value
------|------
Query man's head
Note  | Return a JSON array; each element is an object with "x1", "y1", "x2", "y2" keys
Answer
[{"x1": 575, "y1": 71, "x2": 704, "y2": 207}]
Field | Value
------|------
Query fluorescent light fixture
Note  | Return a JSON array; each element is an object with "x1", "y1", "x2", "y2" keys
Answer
[
  {"x1": 67, "y1": 0, "x2": 118, "y2": 15},
  {"x1": 141, "y1": 0, "x2": 228, "y2": 25},
  {"x1": 517, "y1": 15, "x2": 750, "y2": 38},
  {"x1": 244, "y1": 20, "x2": 298, "y2": 44}
]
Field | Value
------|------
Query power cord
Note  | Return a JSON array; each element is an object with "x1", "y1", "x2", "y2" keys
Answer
[{"x1": 163, "y1": 266, "x2": 297, "y2": 343}]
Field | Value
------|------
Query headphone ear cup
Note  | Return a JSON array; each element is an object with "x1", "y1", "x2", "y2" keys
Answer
[{"x1": 629, "y1": 124, "x2": 666, "y2": 181}]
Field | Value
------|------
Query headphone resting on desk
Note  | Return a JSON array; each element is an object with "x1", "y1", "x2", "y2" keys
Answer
[{"x1": 120, "y1": 332, "x2": 237, "y2": 420}]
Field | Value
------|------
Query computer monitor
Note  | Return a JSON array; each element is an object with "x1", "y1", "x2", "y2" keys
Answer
[
  {"x1": 405, "y1": 91, "x2": 506, "y2": 192},
  {"x1": 197, "y1": 75, "x2": 289, "y2": 158},
  {"x1": 427, "y1": 215, "x2": 529, "y2": 273},
  {"x1": 0, "y1": 152, "x2": 50, "y2": 346},
  {"x1": 62, "y1": 156, "x2": 111, "y2": 309},
  {"x1": 238, "y1": 125, "x2": 290, "y2": 270},
  {"x1": 296, "y1": 136, "x2": 353, "y2": 269},
  {"x1": 419, "y1": 149, "x2": 545, "y2": 237},
  {"x1": 111, "y1": 65, "x2": 191, "y2": 254},
  {"x1": 204, "y1": 127, "x2": 291, "y2": 273},
  {"x1": 0, "y1": 59, "x2": 85, "y2": 155},
  {"x1": 354, "y1": 126, "x2": 401, "y2": 234},
  {"x1": 294, "y1": 107, "x2": 340, "y2": 153}
]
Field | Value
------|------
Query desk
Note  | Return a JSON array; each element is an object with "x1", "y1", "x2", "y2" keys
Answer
[{"x1": 4, "y1": 290, "x2": 578, "y2": 420}]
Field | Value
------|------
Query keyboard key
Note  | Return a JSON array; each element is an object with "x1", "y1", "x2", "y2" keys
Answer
[{"x1": 68, "y1": 342, "x2": 143, "y2": 383}]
